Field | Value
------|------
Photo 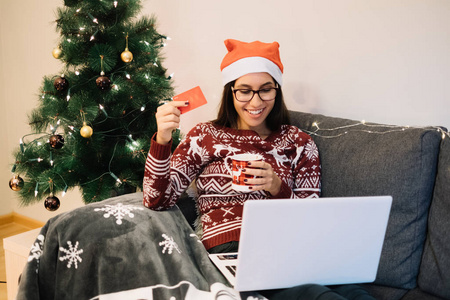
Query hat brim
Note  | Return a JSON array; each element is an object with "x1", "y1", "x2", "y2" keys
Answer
[{"x1": 222, "y1": 57, "x2": 283, "y2": 86}]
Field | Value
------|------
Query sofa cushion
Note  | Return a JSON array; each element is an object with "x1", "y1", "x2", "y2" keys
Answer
[
  {"x1": 289, "y1": 111, "x2": 442, "y2": 290},
  {"x1": 360, "y1": 284, "x2": 408, "y2": 300},
  {"x1": 418, "y1": 135, "x2": 450, "y2": 299},
  {"x1": 401, "y1": 288, "x2": 447, "y2": 300}
]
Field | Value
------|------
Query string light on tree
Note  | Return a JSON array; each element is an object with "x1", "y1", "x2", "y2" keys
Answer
[
  {"x1": 19, "y1": 138, "x2": 24, "y2": 153},
  {"x1": 99, "y1": 104, "x2": 108, "y2": 117},
  {"x1": 62, "y1": 185, "x2": 69, "y2": 197},
  {"x1": 34, "y1": 183, "x2": 39, "y2": 197}
]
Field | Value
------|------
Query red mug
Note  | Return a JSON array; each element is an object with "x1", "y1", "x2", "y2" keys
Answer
[{"x1": 225, "y1": 154, "x2": 263, "y2": 192}]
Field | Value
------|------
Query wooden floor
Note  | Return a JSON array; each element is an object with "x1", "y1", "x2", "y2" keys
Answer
[{"x1": 0, "y1": 222, "x2": 40, "y2": 300}]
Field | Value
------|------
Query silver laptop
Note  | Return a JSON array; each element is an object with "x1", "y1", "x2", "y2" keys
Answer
[{"x1": 209, "y1": 196, "x2": 392, "y2": 291}]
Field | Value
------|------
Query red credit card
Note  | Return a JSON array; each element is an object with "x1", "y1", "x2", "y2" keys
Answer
[{"x1": 173, "y1": 86, "x2": 207, "y2": 114}]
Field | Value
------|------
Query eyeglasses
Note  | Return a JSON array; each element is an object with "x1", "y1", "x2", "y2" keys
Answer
[{"x1": 231, "y1": 86, "x2": 279, "y2": 102}]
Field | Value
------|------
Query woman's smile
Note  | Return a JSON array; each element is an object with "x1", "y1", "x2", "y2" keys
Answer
[{"x1": 246, "y1": 107, "x2": 265, "y2": 116}]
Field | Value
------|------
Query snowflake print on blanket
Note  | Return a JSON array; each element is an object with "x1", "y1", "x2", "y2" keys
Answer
[
  {"x1": 59, "y1": 241, "x2": 83, "y2": 269},
  {"x1": 28, "y1": 234, "x2": 45, "y2": 263},
  {"x1": 94, "y1": 202, "x2": 144, "y2": 225},
  {"x1": 28, "y1": 234, "x2": 45, "y2": 274},
  {"x1": 159, "y1": 234, "x2": 182, "y2": 254}
]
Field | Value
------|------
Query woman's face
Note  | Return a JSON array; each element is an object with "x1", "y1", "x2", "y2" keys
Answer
[{"x1": 233, "y1": 72, "x2": 276, "y2": 135}]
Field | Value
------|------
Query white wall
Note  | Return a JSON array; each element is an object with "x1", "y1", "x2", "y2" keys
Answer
[
  {"x1": 0, "y1": 0, "x2": 84, "y2": 220},
  {"x1": 145, "y1": 0, "x2": 450, "y2": 133},
  {"x1": 1, "y1": 0, "x2": 449, "y2": 222}
]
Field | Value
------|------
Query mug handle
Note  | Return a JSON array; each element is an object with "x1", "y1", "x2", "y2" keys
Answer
[{"x1": 224, "y1": 156, "x2": 233, "y2": 176}]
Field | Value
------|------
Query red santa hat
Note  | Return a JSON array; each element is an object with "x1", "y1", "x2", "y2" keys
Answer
[{"x1": 220, "y1": 39, "x2": 284, "y2": 86}]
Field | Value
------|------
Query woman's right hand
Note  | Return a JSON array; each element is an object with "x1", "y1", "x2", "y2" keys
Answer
[{"x1": 155, "y1": 101, "x2": 189, "y2": 144}]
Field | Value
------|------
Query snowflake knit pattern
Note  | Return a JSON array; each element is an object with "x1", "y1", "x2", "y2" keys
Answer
[{"x1": 143, "y1": 122, "x2": 321, "y2": 250}]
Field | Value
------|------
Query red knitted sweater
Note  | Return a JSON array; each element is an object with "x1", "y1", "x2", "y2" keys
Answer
[{"x1": 143, "y1": 122, "x2": 321, "y2": 250}]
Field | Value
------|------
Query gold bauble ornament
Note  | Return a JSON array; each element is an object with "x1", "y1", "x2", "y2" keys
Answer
[
  {"x1": 52, "y1": 47, "x2": 62, "y2": 59},
  {"x1": 80, "y1": 122, "x2": 93, "y2": 138},
  {"x1": 121, "y1": 33, "x2": 133, "y2": 63},
  {"x1": 121, "y1": 49, "x2": 133, "y2": 63}
]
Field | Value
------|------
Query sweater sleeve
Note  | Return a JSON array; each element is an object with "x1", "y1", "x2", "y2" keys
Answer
[
  {"x1": 291, "y1": 136, "x2": 321, "y2": 198},
  {"x1": 143, "y1": 125, "x2": 206, "y2": 210},
  {"x1": 270, "y1": 130, "x2": 321, "y2": 199}
]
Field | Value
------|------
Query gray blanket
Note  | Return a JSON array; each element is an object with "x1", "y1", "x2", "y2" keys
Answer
[{"x1": 16, "y1": 192, "x2": 264, "y2": 299}]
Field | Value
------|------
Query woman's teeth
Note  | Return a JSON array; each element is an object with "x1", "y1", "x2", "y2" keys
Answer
[{"x1": 247, "y1": 108, "x2": 264, "y2": 115}]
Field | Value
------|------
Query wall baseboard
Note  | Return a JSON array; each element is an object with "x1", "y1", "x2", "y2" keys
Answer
[{"x1": 0, "y1": 212, "x2": 45, "y2": 228}]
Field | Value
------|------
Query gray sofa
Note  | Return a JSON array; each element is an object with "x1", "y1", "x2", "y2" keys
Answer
[{"x1": 178, "y1": 110, "x2": 450, "y2": 299}]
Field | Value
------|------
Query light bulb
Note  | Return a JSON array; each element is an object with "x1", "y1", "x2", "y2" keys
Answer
[{"x1": 62, "y1": 185, "x2": 68, "y2": 197}]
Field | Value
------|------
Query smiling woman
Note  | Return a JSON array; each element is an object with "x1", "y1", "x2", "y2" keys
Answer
[{"x1": 144, "y1": 38, "x2": 321, "y2": 254}]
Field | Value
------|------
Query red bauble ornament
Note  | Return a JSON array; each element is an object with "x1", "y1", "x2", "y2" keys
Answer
[
  {"x1": 49, "y1": 134, "x2": 65, "y2": 149},
  {"x1": 44, "y1": 196, "x2": 60, "y2": 211},
  {"x1": 54, "y1": 75, "x2": 69, "y2": 91}
]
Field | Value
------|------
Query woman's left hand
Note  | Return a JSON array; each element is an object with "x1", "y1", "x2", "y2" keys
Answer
[{"x1": 243, "y1": 160, "x2": 282, "y2": 195}]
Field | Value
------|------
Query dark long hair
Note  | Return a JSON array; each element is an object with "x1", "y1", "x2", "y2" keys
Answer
[{"x1": 212, "y1": 80, "x2": 291, "y2": 131}]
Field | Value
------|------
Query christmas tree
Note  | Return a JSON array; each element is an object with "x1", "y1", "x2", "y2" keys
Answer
[{"x1": 8, "y1": 0, "x2": 179, "y2": 211}]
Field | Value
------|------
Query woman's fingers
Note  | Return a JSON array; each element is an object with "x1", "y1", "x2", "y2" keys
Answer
[
  {"x1": 155, "y1": 101, "x2": 188, "y2": 144},
  {"x1": 243, "y1": 160, "x2": 281, "y2": 195}
]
